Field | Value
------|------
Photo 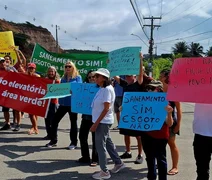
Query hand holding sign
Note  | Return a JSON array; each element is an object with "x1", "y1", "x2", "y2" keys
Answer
[{"x1": 118, "y1": 92, "x2": 168, "y2": 131}]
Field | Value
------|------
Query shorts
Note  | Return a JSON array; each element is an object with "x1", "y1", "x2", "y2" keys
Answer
[
  {"x1": 114, "y1": 96, "x2": 123, "y2": 113},
  {"x1": 2, "y1": 106, "x2": 10, "y2": 112},
  {"x1": 169, "y1": 120, "x2": 180, "y2": 137}
]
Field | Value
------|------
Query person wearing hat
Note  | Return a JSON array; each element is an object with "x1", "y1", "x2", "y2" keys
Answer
[
  {"x1": 141, "y1": 80, "x2": 174, "y2": 180},
  {"x1": 26, "y1": 63, "x2": 40, "y2": 135},
  {"x1": 90, "y1": 68, "x2": 125, "y2": 179}
]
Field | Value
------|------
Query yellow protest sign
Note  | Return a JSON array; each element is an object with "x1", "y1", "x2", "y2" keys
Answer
[
  {"x1": 0, "y1": 46, "x2": 19, "y2": 65},
  {"x1": 0, "y1": 31, "x2": 15, "y2": 51}
]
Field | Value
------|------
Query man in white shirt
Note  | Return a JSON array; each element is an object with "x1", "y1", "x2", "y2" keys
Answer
[{"x1": 193, "y1": 103, "x2": 212, "y2": 180}]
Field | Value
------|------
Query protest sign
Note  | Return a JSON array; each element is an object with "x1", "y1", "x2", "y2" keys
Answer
[
  {"x1": 71, "y1": 83, "x2": 99, "y2": 115},
  {"x1": 0, "y1": 46, "x2": 19, "y2": 65},
  {"x1": 40, "y1": 83, "x2": 71, "y2": 100},
  {"x1": 0, "y1": 31, "x2": 15, "y2": 51},
  {"x1": 118, "y1": 92, "x2": 168, "y2": 131},
  {"x1": 31, "y1": 43, "x2": 108, "y2": 79},
  {"x1": 0, "y1": 71, "x2": 52, "y2": 117},
  {"x1": 167, "y1": 57, "x2": 212, "y2": 103},
  {"x1": 107, "y1": 47, "x2": 141, "y2": 76}
]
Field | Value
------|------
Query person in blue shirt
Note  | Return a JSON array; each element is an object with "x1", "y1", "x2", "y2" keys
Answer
[{"x1": 46, "y1": 60, "x2": 82, "y2": 149}]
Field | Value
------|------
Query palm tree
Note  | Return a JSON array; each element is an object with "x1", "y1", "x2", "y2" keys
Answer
[
  {"x1": 172, "y1": 41, "x2": 188, "y2": 55},
  {"x1": 206, "y1": 46, "x2": 212, "y2": 57},
  {"x1": 188, "y1": 42, "x2": 204, "y2": 57}
]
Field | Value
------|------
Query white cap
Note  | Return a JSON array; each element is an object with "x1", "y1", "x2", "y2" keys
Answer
[
  {"x1": 94, "y1": 68, "x2": 110, "y2": 78},
  {"x1": 0, "y1": 57, "x2": 5, "y2": 62}
]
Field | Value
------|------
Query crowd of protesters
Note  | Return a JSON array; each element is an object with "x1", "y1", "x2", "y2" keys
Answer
[{"x1": 0, "y1": 47, "x2": 211, "y2": 180}]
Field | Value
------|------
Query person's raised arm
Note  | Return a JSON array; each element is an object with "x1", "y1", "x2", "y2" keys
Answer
[
  {"x1": 17, "y1": 50, "x2": 27, "y2": 67},
  {"x1": 137, "y1": 52, "x2": 143, "y2": 85},
  {"x1": 113, "y1": 76, "x2": 120, "y2": 84}
]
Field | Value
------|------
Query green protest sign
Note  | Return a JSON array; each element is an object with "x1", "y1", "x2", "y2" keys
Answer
[{"x1": 31, "y1": 43, "x2": 108, "y2": 80}]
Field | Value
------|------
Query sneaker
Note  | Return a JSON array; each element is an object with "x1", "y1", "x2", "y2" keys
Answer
[
  {"x1": 68, "y1": 144, "x2": 77, "y2": 150},
  {"x1": 112, "y1": 126, "x2": 119, "y2": 130},
  {"x1": 92, "y1": 170, "x2": 111, "y2": 179},
  {"x1": 0, "y1": 123, "x2": 11, "y2": 130},
  {"x1": 13, "y1": 125, "x2": 20, "y2": 132},
  {"x1": 45, "y1": 141, "x2": 57, "y2": 147},
  {"x1": 134, "y1": 155, "x2": 143, "y2": 164},
  {"x1": 119, "y1": 151, "x2": 132, "y2": 159},
  {"x1": 111, "y1": 163, "x2": 126, "y2": 173}
]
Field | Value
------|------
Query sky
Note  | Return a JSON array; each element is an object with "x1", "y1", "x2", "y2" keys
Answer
[{"x1": 0, "y1": 0, "x2": 212, "y2": 55}]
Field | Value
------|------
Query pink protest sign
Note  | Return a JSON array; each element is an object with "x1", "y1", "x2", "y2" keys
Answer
[{"x1": 167, "y1": 57, "x2": 212, "y2": 104}]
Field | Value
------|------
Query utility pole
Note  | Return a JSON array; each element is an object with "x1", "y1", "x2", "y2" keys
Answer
[
  {"x1": 55, "y1": 25, "x2": 60, "y2": 53},
  {"x1": 143, "y1": 16, "x2": 161, "y2": 77}
]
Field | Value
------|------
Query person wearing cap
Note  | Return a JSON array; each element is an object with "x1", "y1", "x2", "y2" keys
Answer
[
  {"x1": 141, "y1": 80, "x2": 174, "y2": 180},
  {"x1": 90, "y1": 68, "x2": 125, "y2": 179},
  {"x1": 26, "y1": 63, "x2": 40, "y2": 135},
  {"x1": 113, "y1": 53, "x2": 152, "y2": 164},
  {"x1": 159, "y1": 69, "x2": 182, "y2": 176},
  {"x1": 46, "y1": 60, "x2": 82, "y2": 150}
]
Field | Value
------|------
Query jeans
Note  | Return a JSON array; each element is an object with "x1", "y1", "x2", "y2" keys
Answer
[
  {"x1": 141, "y1": 133, "x2": 168, "y2": 180},
  {"x1": 45, "y1": 103, "x2": 57, "y2": 138},
  {"x1": 51, "y1": 105, "x2": 78, "y2": 145},
  {"x1": 95, "y1": 123, "x2": 122, "y2": 172},
  {"x1": 193, "y1": 134, "x2": 212, "y2": 180},
  {"x1": 79, "y1": 118, "x2": 98, "y2": 162}
]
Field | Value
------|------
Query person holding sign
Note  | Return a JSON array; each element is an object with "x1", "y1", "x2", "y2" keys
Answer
[
  {"x1": 159, "y1": 69, "x2": 182, "y2": 176},
  {"x1": 78, "y1": 71, "x2": 98, "y2": 166},
  {"x1": 90, "y1": 68, "x2": 125, "y2": 179},
  {"x1": 193, "y1": 104, "x2": 212, "y2": 180},
  {"x1": 113, "y1": 53, "x2": 152, "y2": 164},
  {"x1": 141, "y1": 80, "x2": 174, "y2": 180},
  {"x1": 46, "y1": 61, "x2": 82, "y2": 149},
  {"x1": 43, "y1": 66, "x2": 60, "y2": 140}
]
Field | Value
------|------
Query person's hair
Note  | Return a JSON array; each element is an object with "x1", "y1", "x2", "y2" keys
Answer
[
  {"x1": 84, "y1": 70, "x2": 93, "y2": 83},
  {"x1": 4, "y1": 55, "x2": 12, "y2": 61},
  {"x1": 160, "y1": 69, "x2": 170, "y2": 84},
  {"x1": 47, "y1": 66, "x2": 60, "y2": 80},
  {"x1": 62, "y1": 60, "x2": 79, "y2": 80}
]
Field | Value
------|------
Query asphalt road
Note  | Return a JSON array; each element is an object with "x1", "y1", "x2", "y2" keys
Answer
[{"x1": 0, "y1": 103, "x2": 211, "y2": 180}]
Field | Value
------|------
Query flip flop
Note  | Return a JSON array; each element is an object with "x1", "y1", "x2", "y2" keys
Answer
[{"x1": 167, "y1": 169, "x2": 179, "y2": 175}]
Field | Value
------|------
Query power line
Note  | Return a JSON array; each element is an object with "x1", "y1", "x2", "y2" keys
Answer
[
  {"x1": 129, "y1": 0, "x2": 149, "y2": 40},
  {"x1": 161, "y1": 16, "x2": 212, "y2": 40},
  {"x1": 156, "y1": 30, "x2": 212, "y2": 44},
  {"x1": 0, "y1": 3, "x2": 103, "y2": 51},
  {"x1": 146, "y1": 0, "x2": 152, "y2": 16},
  {"x1": 162, "y1": 0, "x2": 203, "y2": 26},
  {"x1": 162, "y1": 0, "x2": 186, "y2": 17}
]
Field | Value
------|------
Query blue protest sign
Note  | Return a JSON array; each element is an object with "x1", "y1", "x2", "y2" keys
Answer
[
  {"x1": 118, "y1": 92, "x2": 168, "y2": 131},
  {"x1": 71, "y1": 83, "x2": 99, "y2": 115},
  {"x1": 40, "y1": 83, "x2": 71, "y2": 100},
  {"x1": 107, "y1": 46, "x2": 141, "y2": 77}
]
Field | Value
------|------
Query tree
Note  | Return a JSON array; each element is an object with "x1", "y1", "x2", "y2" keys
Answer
[
  {"x1": 172, "y1": 41, "x2": 188, "y2": 56},
  {"x1": 206, "y1": 46, "x2": 212, "y2": 57},
  {"x1": 188, "y1": 42, "x2": 204, "y2": 57}
]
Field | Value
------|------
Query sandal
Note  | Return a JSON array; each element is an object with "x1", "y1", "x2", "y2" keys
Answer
[
  {"x1": 28, "y1": 129, "x2": 36, "y2": 135},
  {"x1": 90, "y1": 162, "x2": 98, "y2": 167},
  {"x1": 167, "y1": 168, "x2": 179, "y2": 175}
]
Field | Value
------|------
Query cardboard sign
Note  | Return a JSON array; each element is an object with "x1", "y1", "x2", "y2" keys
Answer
[
  {"x1": 118, "y1": 92, "x2": 168, "y2": 131},
  {"x1": 0, "y1": 31, "x2": 15, "y2": 51},
  {"x1": 107, "y1": 47, "x2": 141, "y2": 76},
  {"x1": 71, "y1": 83, "x2": 99, "y2": 115},
  {"x1": 167, "y1": 57, "x2": 212, "y2": 103}
]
